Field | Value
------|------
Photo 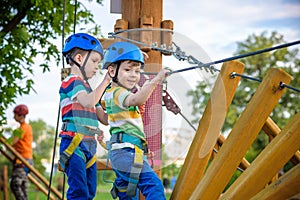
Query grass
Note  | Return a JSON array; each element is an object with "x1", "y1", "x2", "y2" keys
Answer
[{"x1": 3, "y1": 181, "x2": 171, "y2": 199}]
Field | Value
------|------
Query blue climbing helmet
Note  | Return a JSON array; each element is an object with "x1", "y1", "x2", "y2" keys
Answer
[
  {"x1": 62, "y1": 33, "x2": 104, "y2": 58},
  {"x1": 102, "y1": 41, "x2": 144, "y2": 69}
]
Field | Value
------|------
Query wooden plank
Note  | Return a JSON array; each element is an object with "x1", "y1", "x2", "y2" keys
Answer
[
  {"x1": 0, "y1": 146, "x2": 57, "y2": 199},
  {"x1": 0, "y1": 136, "x2": 62, "y2": 199},
  {"x1": 251, "y1": 163, "x2": 300, "y2": 200},
  {"x1": 189, "y1": 68, "x2": 292, "y2": 200},
  {"x1": 217, "y1": 134, "x2": 250, "y2": 170},
  {"x1": 220, "y1": 111, "x2": 300, "y2": 199},
  {"x1": 96, "y1": 159, "x2": 112, "y2": 170},
  {"x1": 2, "y1": 165, "x2": 8, "y2": 200},
  {"x1": 171, "y1": 60, "x2": 245, "y2": 200},
  {"x1": 28, "y1": 174, "x2": 56, "y2": 200},
  {"x1": 263, "y1": 117, "x2": 300, "y2": 164}
]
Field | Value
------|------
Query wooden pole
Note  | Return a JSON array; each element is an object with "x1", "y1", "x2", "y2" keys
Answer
[
  {"x1": 0, "y1": 145, "x2": 57, "y2": 200},
  {"x1": 2, "y1": 165, "x2": 9, "y2": 200},
  {"x1": 251, "y1": 162, "x2": 300, "y2": 200},
  {"x1": 171, "y1": 60, "x2": 245, "y2": 199},
  {"x1": 263, "y1": 117, "x2": 300, "y2": 164},
  {"x1": 189, "y1": 68, "x2": 292, "y2": 200}
]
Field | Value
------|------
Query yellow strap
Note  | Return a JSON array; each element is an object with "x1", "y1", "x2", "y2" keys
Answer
[
  {"x1": 64, "y1": 133, "x2": 84, "y2": 155},
  {"x1": 86, "y1": 154, "x2": 97, "y2": 169},
  {"x1": 134, "y1": 145, "x2": 143, "y2": 164},
  {"x1": 118, "y1": 188, "x2": 127, "y2": 192}
]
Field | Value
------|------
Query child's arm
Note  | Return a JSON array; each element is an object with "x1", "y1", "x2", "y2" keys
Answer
[
  {"x1": 77, "y1": 72, "x2": 111, "y2": 108},
  {"x1": 123, "y1": 68, "x2": 170, "y2": 107},
  {"x1": 96, "y1": 106, "x2": 108, "y2": 125}
]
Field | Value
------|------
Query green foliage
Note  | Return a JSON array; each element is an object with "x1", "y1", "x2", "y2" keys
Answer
[
  {"x1": 233, "y1": 31, "x2": 300, "y2": 130},
  {"x1": 0, "y1": 0, "x2": 103, "y2": 126},
  {"x1": 29, "y1": 119, "x2": 56, "y2": 174}
]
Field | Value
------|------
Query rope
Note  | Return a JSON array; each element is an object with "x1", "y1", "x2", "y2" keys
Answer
[
  {"x1": 280, "y1": 82, "x2": 300, "y2": 93},
  {"x1": 48, "y1": 0, "x2": 78, "y2": 198},
  {"x1": 109, "y1": 28, "x2": 300, "y2": 75},
  {"x1": 230, "y1": 72, "x2": 262, "y2": 83},
  {"x1": 47, "y1": 103, "x2": 62, "y2": 200},
  {"x1": 73, "y1": 0, "x2": 78, "y2": 34},
  {"x1": 230, "y1": 72, "x2": 300, "y2": 93},
  {"x1": 169, "y1": 40, "x2": 300, "y2": 75}
]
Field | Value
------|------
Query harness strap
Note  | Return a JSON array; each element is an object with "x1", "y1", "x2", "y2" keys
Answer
[
  {"x1": 65, "y1": 133, "x2": 84, "y2": 156},
  {"x1": 59, "y1": 133, "x2": 96, "y2": 171},
  {"x1": 62, "y1": 122, "x2": 102, "y2": 136},
  {"x1": 86, "y1": 154, "x2": 97, "y2": 169},
  {"x1": 126, "y1": 145, "x2": 143, "y2": 196},
  {"x1": 110, "y1": 132, "x2": 148, "y2": 153},
  {"x1": 109, "y1": 132, "x2": 146, "y2": 197}
]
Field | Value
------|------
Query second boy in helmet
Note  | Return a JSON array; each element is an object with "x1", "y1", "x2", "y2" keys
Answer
[{"x1": 101, "y1": 41, "x2": 170, "y2": 200}]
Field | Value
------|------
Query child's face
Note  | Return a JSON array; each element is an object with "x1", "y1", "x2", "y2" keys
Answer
[
  {"x1": 114, "y1": 60, "x2": 141, "y2": 89},
  {"x1": 82, "y1": 51, "x2": 102, "y2": 78}
]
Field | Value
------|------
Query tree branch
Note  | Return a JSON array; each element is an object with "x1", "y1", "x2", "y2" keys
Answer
[{"x1": 1, "y1": 2, "x2": 32, "y2": 34}]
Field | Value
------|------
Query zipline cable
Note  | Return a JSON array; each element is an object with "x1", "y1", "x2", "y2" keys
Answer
[
  {"x1": 110, "y1": 29, "x2": 300, "y2": 92},
  {"x1": 169, "y1": 40, "x2": 300, "y2": 75},
  {"x1": 231, "y1": 72, "x2": 300, "y2": 93}
]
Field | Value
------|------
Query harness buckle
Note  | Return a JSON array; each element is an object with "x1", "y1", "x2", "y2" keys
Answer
[
  {"x1": 59, "y1": 151, "x2": 70, "y2": 172},
  {"x1": 142, "y1": 144, "x2": 148, "y2": 154},
  {"x1": 110, "y1": 184, "x2": 118, "y2": 199},
  {"x1": 61, "y1": 122, "x2": 67, "y2": 131}
]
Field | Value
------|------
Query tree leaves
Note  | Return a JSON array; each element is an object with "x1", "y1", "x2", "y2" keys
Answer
[{"x1": 0, "y1": 0, "x2": 103, "y2": 126}]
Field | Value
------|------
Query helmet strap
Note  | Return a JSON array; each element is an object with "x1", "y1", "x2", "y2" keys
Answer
[
  {"x1": 112, "y1": 61, "x2": 121, "y2": 83},
  {"x1": 68, "y1": 52, "x2": 91, "y2": 83},
  {"x1": 68, "y1": 51, "x2": 94, "y2": 91},
  {"x1": 80, "y1": 51, "x2": 91, "y2": 83}
]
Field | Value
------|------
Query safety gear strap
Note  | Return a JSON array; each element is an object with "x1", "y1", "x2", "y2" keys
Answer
[
  {"x1": 62, "y1": 122, "x2": 102, "y2": 136},
  {"x1": 110, "y1": 132, "x2": 148, "y2": 153},
  {"x1": 59, "y1": 133, "x2": 96, "y2": 172},
  {"x1": 86, "y1": 154, "x2": 97, "y2": 169},
  {"x1": 64, "y1": 133, "x2": 84, "y2": 156},
  {"x1": 126, "y1": 145, "x2": 143, "y2": 197}
]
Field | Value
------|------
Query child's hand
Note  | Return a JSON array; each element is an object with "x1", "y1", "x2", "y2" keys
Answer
[
  {"x1": 97, "y1": 131, "x2": 104, "y2": 143},
  {"x1": 156, "y1": 68, "x2": 171, "y2": 82},
  {"x1": 147, "y1": 150, "x2": 155, "y2": 159},
  {"x1": 103, "y1": 71, "x2": 112, "y2": 84}
]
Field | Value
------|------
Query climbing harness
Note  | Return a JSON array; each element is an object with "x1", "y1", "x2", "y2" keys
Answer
[
  {"x1": 59, "y1": 122, "x2": 102, "y2": 171},
  {"x1": 108, "y1": 132, "x2": 148, "y2": 197}
]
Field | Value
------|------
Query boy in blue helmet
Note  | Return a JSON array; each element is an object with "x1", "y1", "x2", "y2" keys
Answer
[
  {"x1": 101, "y1": 41, "x2": 170, "y2": 200},
  {"x1": 59, "y1": 33, "x2": 111, "y2": 200}
]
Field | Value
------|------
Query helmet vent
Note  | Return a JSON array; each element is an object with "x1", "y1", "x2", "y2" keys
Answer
[{"x1": 118, "y1": 48, "x2": 124, "y2": 54}]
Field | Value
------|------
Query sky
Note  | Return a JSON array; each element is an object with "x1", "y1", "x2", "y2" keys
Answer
[{"x1": 4, "y1": 0, "x2": 300, "y2": 134}]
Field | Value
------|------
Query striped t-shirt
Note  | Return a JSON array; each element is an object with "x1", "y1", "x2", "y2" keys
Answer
[
  {"x1": 59, "y1": 74, "x2": 100, "y2": 135},
  {"x1": 102, "y1": 86, "x2": 145, "y2": 140}
]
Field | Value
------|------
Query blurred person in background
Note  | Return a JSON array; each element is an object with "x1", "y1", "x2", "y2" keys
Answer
[{"x1": 10, "y1": 104, "x2": 33, "y2": 200}]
